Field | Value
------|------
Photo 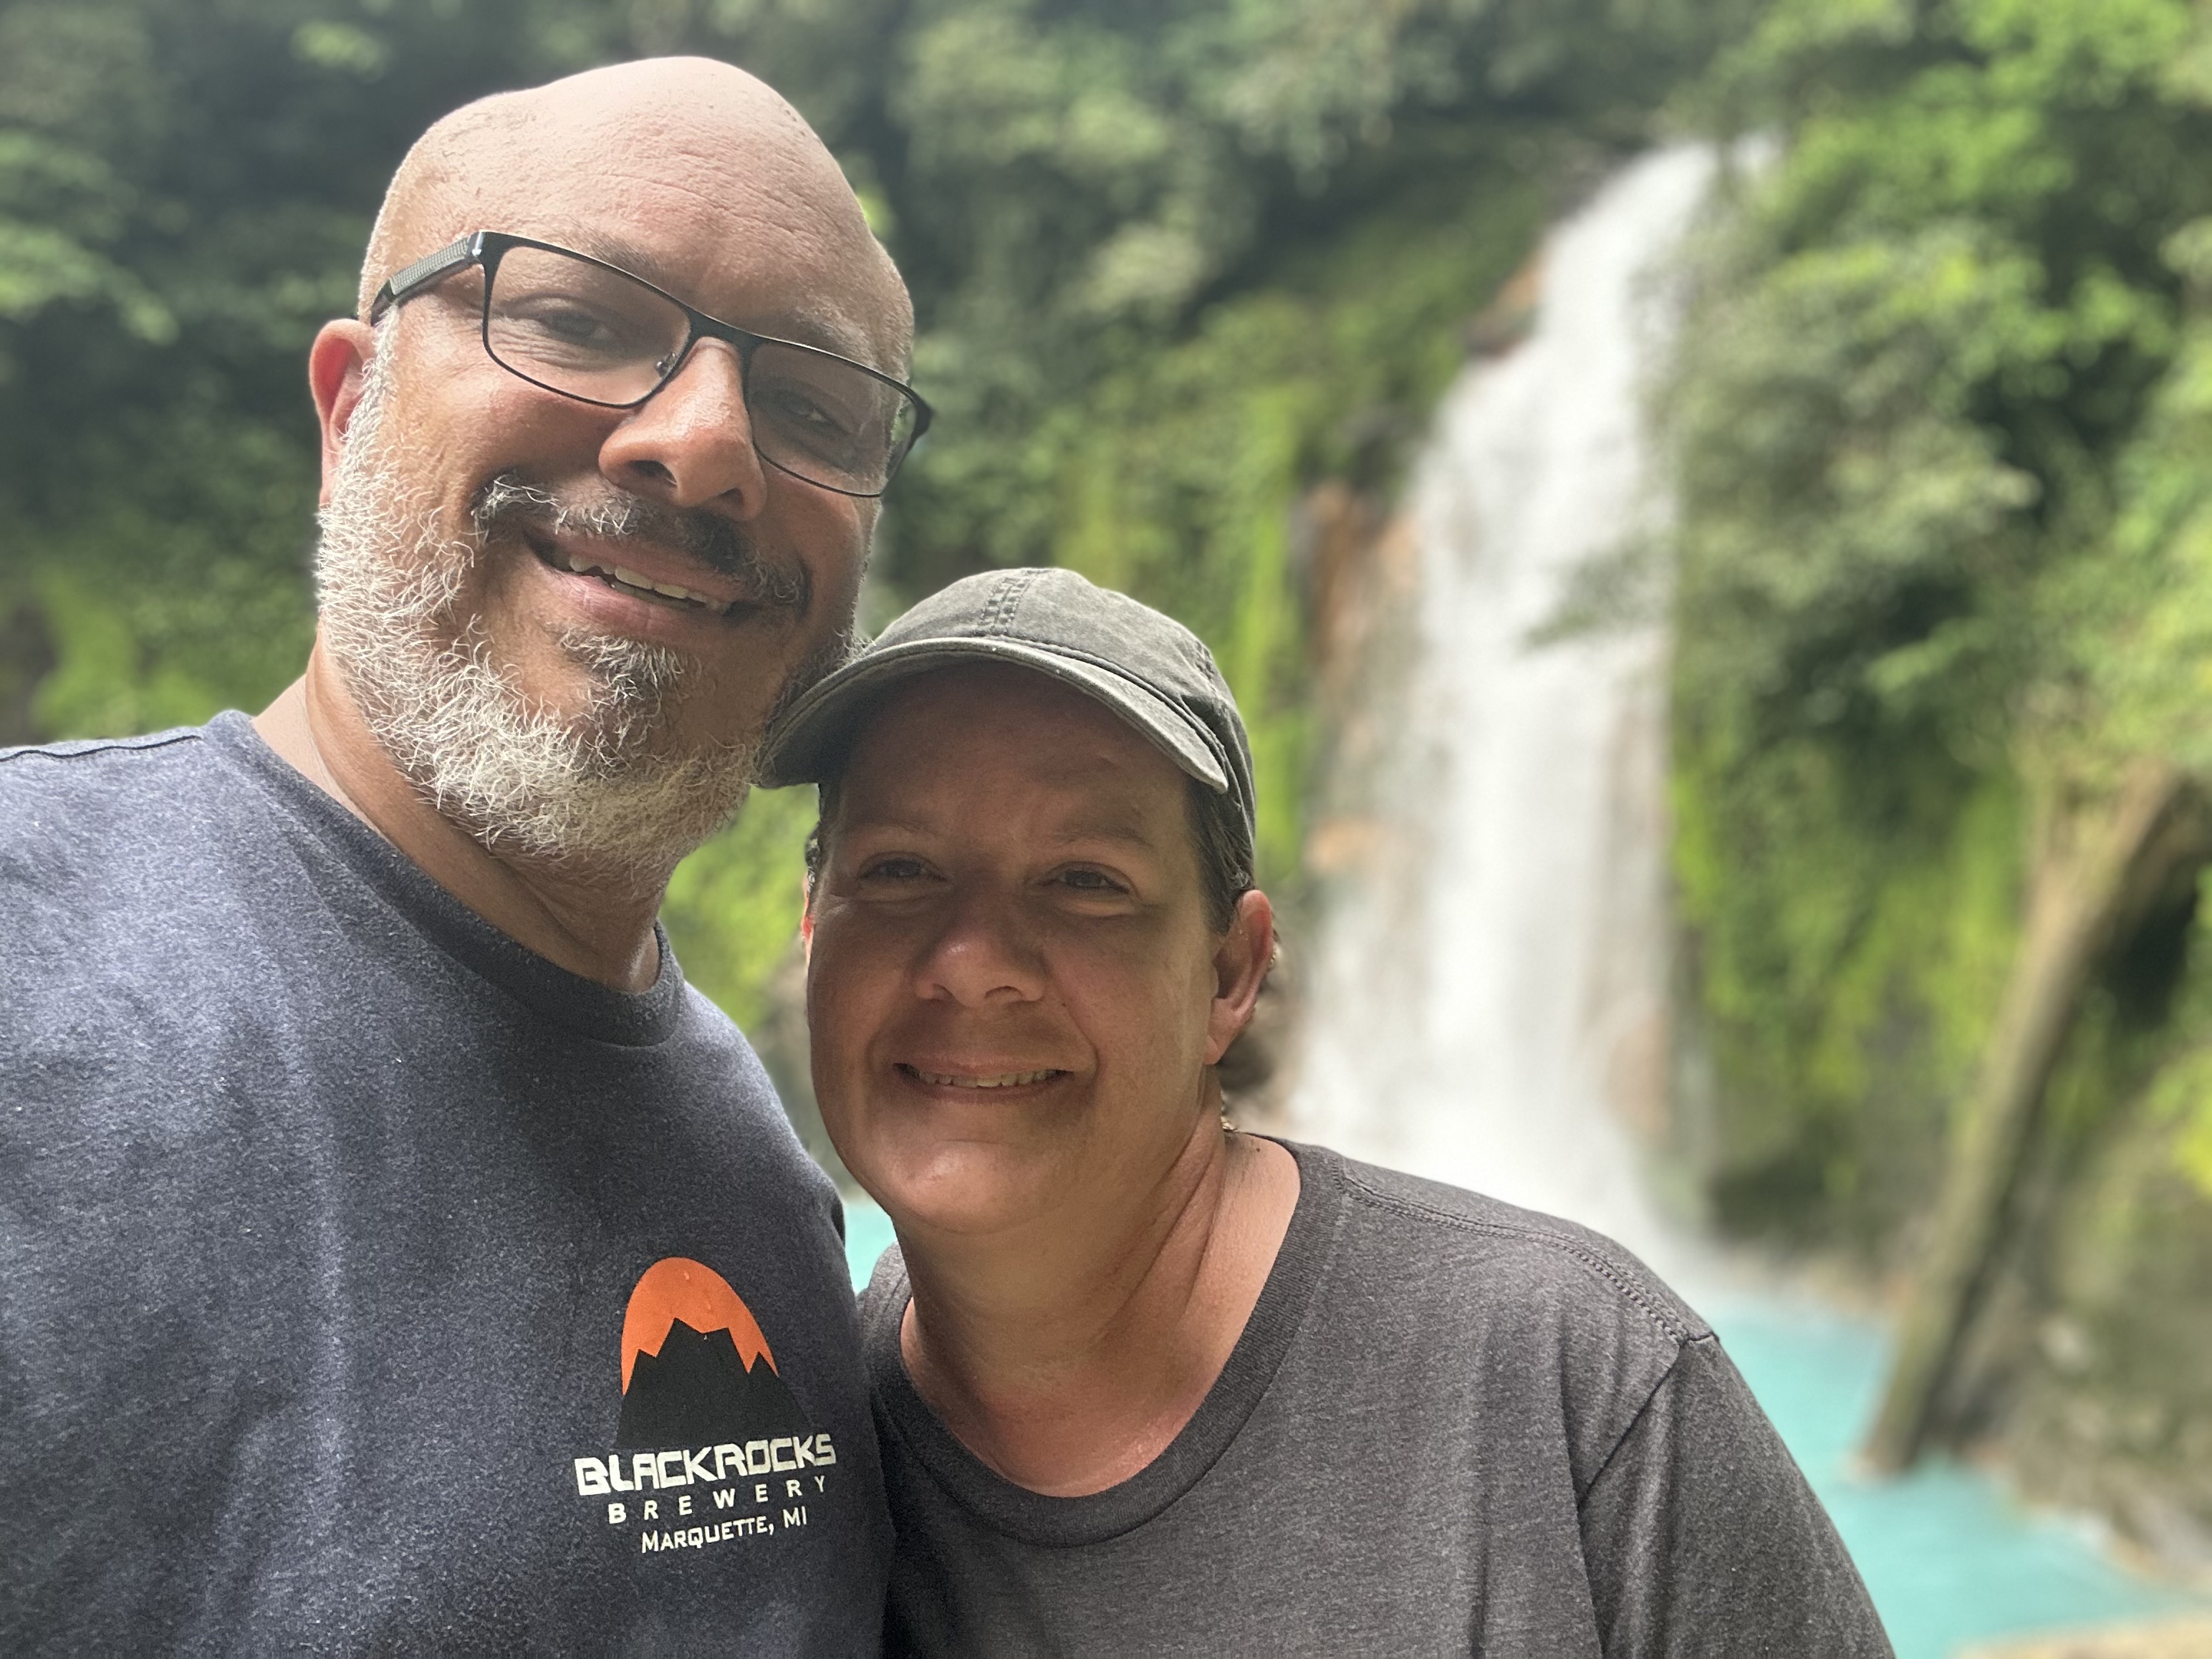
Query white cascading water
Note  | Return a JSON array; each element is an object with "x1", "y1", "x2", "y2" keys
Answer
[{"x1": 1292, "y1": 145, "x2": 1719, "y2": 1271}]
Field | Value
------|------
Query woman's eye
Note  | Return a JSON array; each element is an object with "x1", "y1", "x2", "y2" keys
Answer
[
  {"x1": 1057, "y1": 868, "x2": 1125, "y2": 894},
  {"x1": 858, "y1": 856, "x2": 929, "y2": 883}
]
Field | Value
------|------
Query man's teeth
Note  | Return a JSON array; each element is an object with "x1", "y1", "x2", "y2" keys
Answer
[
  {"x1": 562, "y1": 552, "x2": 731, "y2": 614},
  {"x1": 913, "y1": 1068, "x2": 1060, "y2": 1089}
]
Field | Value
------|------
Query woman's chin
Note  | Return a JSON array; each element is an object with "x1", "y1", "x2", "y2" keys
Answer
[{"x1": 863, "y1": 1143, "x2": 1074, "y2": 1241}]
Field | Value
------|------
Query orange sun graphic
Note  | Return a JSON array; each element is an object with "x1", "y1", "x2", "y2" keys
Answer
[{"x1": 620, "y1": 1258, "x2": 776, "y2": 1393}]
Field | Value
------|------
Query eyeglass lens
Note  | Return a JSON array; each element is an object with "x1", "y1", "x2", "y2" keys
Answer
[{"x1": 484, "y1": 244, "x2": 918, "y2": 496}]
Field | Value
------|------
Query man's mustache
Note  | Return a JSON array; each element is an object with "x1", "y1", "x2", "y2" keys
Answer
[{"x1": 470, "y1": 473, "x2": 807, "y2": 610}]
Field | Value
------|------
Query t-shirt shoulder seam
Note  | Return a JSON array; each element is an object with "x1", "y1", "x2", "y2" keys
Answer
[
  {"x1": 1576, "y1": 1335, "x2": 1711, "y2": 1508},
  {"x1": 0, "y1": 728, "x2": 205, "y2": 766},
  {"x1": 1337, "y1": 1167, "x2": 1696, "y2": 1346}
]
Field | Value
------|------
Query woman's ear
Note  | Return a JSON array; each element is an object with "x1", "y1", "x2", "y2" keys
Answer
[{"x1": 1205, "y1": 890, "x2": 1274, "y2": 1066}]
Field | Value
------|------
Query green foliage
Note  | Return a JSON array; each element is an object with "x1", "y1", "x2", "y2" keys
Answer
[
  {"x1": 1668, "y1": 0, "x2": 2212, "y2": 1247},
  {"x1": 0, "y1": 0, "x2": 617, "y2": 728},
  {"x1": 659, "y1": 785, "x2": 814, "y2": 1029},
  {"x1": 2091, "y1": 302, "x2": 2212, "y2": 779},
  {"x1": 2140, "y1": 881, "x2": 2212, "y2": 1201},
  {"x1": 853, "y1": 0, "x2": 1732, "y2": 596}
]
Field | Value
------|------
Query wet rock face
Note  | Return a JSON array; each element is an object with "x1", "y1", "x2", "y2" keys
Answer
[{"x1": 1989, "y1": 1107, "x2": 2212, "y2": 1581}]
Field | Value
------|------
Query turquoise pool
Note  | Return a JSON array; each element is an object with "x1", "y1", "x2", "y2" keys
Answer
[
  {"x1": 840, "y1": 1200, "x2": 2203, "y2": 1655},
  {"x1": 845, "y1": 1200, "x2": 896, "y2": 1292},
  {"x1": 1711, "y1": 1296, "x2": 2200, "y2": 1656}
]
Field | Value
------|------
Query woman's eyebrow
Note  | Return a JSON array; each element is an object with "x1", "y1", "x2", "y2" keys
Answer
[
  {"x1": 1044, "y1": 815, "x2": 1161, "y2": 851},
  {"x1": 837, "y1": 812, "x2": 936, "y2": 840},
  {"x1": 838, "y1": 814, "x2": 1161, "y2": 850}
]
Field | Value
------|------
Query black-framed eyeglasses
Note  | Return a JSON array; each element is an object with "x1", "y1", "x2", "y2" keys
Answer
[{"x1": 368, "y1": 230, "x2": 931, "y2": 499}]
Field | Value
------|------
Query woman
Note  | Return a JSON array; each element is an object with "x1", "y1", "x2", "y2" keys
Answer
[{"x1": 760, "y1": 567, "x2": 1889, "y2": 1657}]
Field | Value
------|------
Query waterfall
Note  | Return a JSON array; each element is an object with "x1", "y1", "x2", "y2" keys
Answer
[{"x1": 1291, "y1": 145, "x2": 1719, "y2": 1269}]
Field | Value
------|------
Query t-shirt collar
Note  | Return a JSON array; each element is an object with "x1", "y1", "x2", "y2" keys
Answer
[
  {"x1": 205, "y1": 711, "x2": 689, "y2": 1047},
  {"x1": 865, "y1": 1138, "x2": 1346, "y2": 1547}
]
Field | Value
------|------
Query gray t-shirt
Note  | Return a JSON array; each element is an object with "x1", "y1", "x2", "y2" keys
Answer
[
  {"x1": 0, "y1": 716, "x2": 888, "y2": 1655},
  {"x1": 860, "y1": 1142, "x2": 1890, "y2": 1657}
]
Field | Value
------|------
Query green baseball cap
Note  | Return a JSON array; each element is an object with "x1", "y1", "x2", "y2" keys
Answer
[{"x1": 758, "y1": 566, "x2": 1257, "y2": 865}]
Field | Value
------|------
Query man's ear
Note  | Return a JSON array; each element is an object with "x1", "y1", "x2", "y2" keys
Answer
[
  {"x1": 309, "y1": 319, "x2": 378, "y2": 509},
  {"x1": 799, "y1": 871, "x2": 817, "y2": 960},
  {"x1": 1205, "y1": 889, "x2": 1274, "y2": 1066}
]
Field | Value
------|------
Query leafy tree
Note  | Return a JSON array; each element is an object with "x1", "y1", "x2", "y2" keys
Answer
[{"x1": 0, "y1": 0, "x2": 629, "y2": 735}]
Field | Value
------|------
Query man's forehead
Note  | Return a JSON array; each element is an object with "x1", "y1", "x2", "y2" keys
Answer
[{"x1": 362, "y1": 59, "x2": 908, "y2": 364}]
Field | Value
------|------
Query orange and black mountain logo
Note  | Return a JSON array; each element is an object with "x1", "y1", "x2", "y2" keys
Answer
[
  {"x1": 574, "y1": 1259, "x2": 837, "y2": 1556},
  {"x1": 615, "y1": 1257, "x2": 811, "y2": 1449}
]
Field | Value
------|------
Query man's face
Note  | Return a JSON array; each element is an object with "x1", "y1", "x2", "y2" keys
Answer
[
  {"x1": 804, "y1": 666, "x2": 1232, "y2": 1236},
  {"x1": 319, "y1": 149, "x2": 887, "y2": 868}
]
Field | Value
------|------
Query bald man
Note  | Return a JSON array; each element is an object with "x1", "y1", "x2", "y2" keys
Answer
[{"x1": 0, "y1": 59, "x2": 917, "y2": 1653}]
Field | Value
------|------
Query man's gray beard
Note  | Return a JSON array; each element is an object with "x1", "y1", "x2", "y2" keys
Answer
[{"x1": 313, "y1": 350, "x2": 827, "y2": 880}]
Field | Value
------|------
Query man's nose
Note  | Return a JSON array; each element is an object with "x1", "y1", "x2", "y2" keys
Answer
[
  {"x1": 597, "y1": 340, "x2": 771, "y2": 515},
  {"x1": 914, "y1": 889, "x2": 1047, "y2": 1009}
]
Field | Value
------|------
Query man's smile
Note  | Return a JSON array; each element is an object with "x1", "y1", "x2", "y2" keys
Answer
[
  {"x1": 548, "y1": 547, "x2": 737, "y2": 615},
  {"x1": 526, "y1": 529, "x2": 744, "y2": 616},
  {"x1": 513, "y1": 523, "x2": 811, "y2": 650}
]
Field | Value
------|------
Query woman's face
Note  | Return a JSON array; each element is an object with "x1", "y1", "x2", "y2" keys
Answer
[{"x1": 802, "y1": 664, "x2": 1251, "y2": 1237}]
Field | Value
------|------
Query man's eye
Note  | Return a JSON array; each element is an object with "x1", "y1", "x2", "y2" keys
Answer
[
  {"x1": 537, "y1": 307, "x2": 609, "y2": 345},
  {"x1": 763, "y1": 388, "x2": 857, "y2": 435},
  {"x1": 501, "y1": 298, "x2": 640, "y2": 357}
]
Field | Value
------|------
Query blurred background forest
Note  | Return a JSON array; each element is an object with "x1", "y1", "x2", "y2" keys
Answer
[{"x1": 13, "y1": 0, "x2": 2212, "y2": 1620}]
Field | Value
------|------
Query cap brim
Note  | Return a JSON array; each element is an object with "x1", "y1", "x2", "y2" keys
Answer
[{"x1": 758, "y1": 637, "x2": 1233, "y2": 794}]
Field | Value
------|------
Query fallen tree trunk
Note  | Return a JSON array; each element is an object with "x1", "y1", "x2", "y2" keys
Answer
[{"x1": 1862, "y1": 761, "x2": 2201, "y2": 1475}]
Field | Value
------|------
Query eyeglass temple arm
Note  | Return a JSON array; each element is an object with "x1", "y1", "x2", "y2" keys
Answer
[{"x1": 367, "y1": 233, "x2": 483, "y2": 323}]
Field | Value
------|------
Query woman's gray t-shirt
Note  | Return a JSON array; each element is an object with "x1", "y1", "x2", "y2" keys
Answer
[{"x1": 860, "y1": 1142, "x2": 1891, "y2": 1657}]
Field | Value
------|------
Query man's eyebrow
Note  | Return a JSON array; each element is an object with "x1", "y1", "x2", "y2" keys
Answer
[
  {"x1": 552, "y1": 227, "x2": 881, "y2": 365},
  {"x1": 562, "y1": 229, "x2": 681, "y2": 290}
]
